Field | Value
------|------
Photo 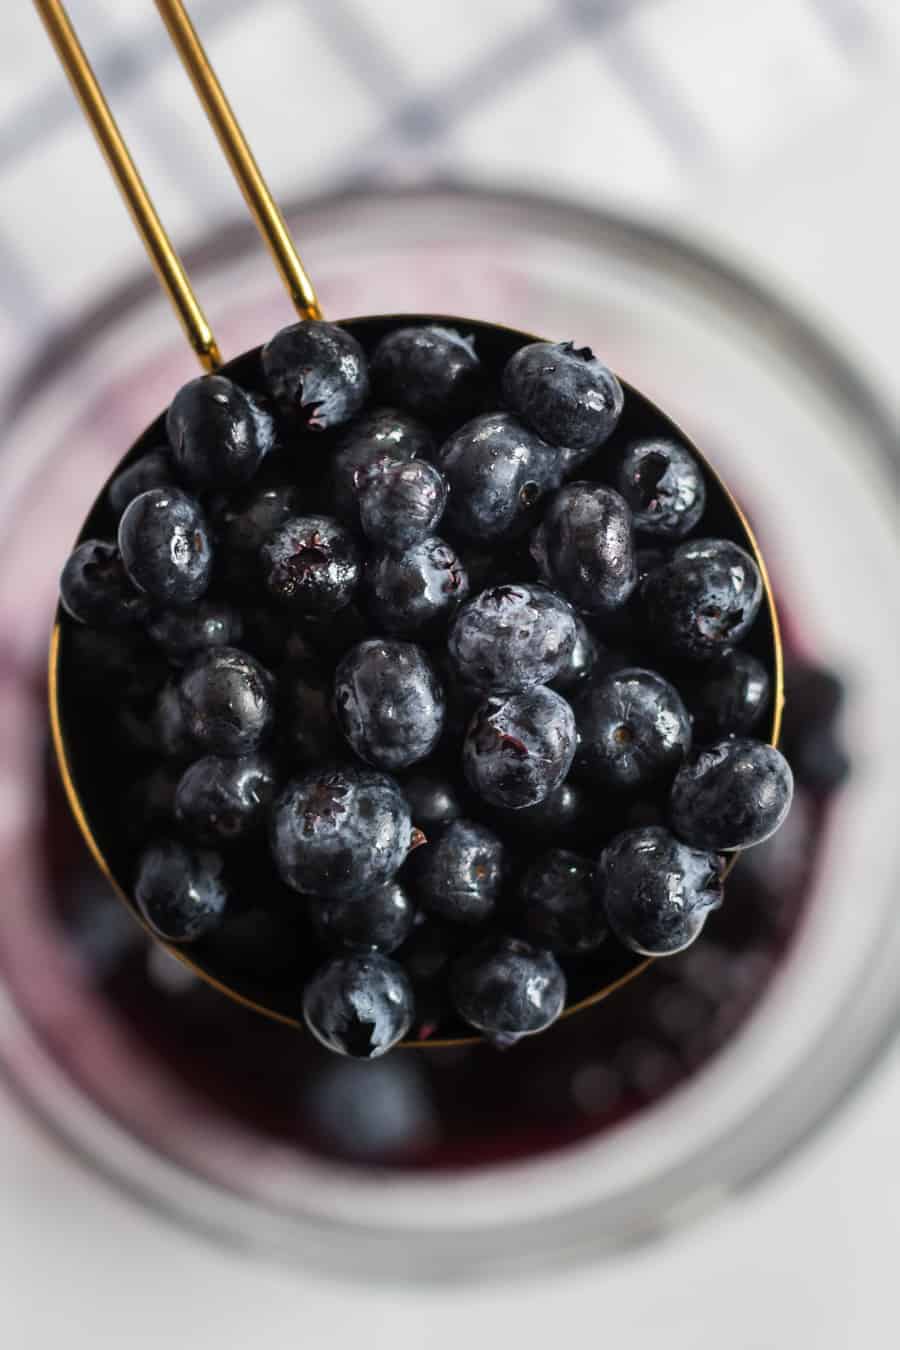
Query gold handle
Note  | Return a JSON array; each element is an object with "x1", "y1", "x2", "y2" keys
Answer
[{"x1": 33, "y1": 0, "x2": 221, "y2": 371}]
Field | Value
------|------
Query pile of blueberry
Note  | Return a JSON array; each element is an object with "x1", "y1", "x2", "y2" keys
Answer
[{"x1": 59, "y1": 318, "x2": 793, "y2": 1058}]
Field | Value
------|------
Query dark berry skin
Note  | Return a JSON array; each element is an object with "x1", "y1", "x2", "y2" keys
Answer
[
  {"x1": 410, "y1": 819, "x2": 505, "y2": 925},
  {"x1": 489, "y1": 778, "x2": 588, "y2": 845},
  {"x1": 311, "y1": 881, "x2": 415, "y2": 954},
  {"x1": 174, "y1": 751, "x2": 276, "y2": 846},
  {"x1": 448, "y1": 583, "x2": 577, "y2": 693},
  {"x1": 682, "y1": 650, "x2": 771, "y2": 741},
  {"x1": 358, "y1": 458, "x2": 448, "y2": 552},
  {"x1": 166, "y1": 374, "x2": 275, "y2": 488},
  {"x1": 402, "y1": 774, "x2": 462, "y2": 834},
  {"x1": 134, "y1": 839, "x2": 229, "y2": 943},
  {"x1": 60, "y1": 539, "x2": 146, "y2": 627},
  {"x1": 330, "y1": 407, "x2": 432, "y2": 525},
  {"x1": 261, "y1": 514, "x2": 361, "y2": 617},
  {"x1": 146, "y1": 600, "x2": 243, "y2": 661},
  {"x1": 463, "y1": 686, "x2": 576, "y2": 809},
  {"x1": 107, "y1": 448, "x2": 174, "y2": 520},
  {"x1": 217, "y1": 483, "x2": 297, "y2": 590},
  {"x1": 279, "y1": 665, "x2": 343, "y2": 766},
  {"x1": 271, "y1": 766, "x2": 412, "y2": 900},
  {"x1": 641, "y1": 538, "x2": 763, "y2": 662},
  {"x1": 531, "y1": 482, "x2": 637, "y2": 615},
  {"x1": 599, "y1": 826, "x2": 723, "y2": 956},
  {"x1": 262, "y1": 320, "x2": 369, "y2": 430},
  {"x1": 550, "y1": 616, "x2": 597, "y2": 692},
  {"x1": 670, "y1": 738, "x2": 793, "y2": 850},
  {"x1": 437, "y1": 412, "x2": 561, "y2": 541},
  {"x1": 614, "y1": 437, "x2": 706, "y2": 540},
  {"x1": 303, "y1": 953, "x2": 414, "y2": 1059},
  {"x1": 450, "y1": 936, "x2": 566, "y2": 1045},
  {"x1": 520, "y1": 849, "x2": 607, "y2": 956},
  {"x1": 572, "y1": 668, "x2": 691, "y2": 792},
  {"x1": 502, "y1": 340, "x2": 624, "y2": 451},
  {"x1": 334, "y1": 639, "x2": 445, "y2": 771},
  {"x1": 177, "y1": 646, "x2": 274, "y2": 756},
  {"x1": 371, "y1": 325, "x2": 482, "y2": 423},
  {"x1": 364, "y1": 536, "x2": 469, "y2": 635},
  {"x1": 118, "y1": 487, "x2": 212, "y2": 606}
]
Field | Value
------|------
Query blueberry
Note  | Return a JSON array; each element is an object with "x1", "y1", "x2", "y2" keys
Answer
[
  {"x1": 177, "y1": 646, "x2": 274, "y2": 756},
  {"x1": 463, "y1": 685, "x2": 576, "y2": 809},
  {"x1": 520, "y1": 849, "x2": 607, "y2": 956},
  {"x1": 489, "y1": 778, "x2": 588, "y2": 844},
  {"x1": 279, "y1": 665, "x2": 343, "y2": 765},
  {"x1": 262, "y1": 320, "x2": 369, "y2": 430},
  {"x1": 371, "y1": 325, "x2": 482, "y2": 422},
  {"x1": 641, "y1": 538, "x2": 763, "y2": 661},
  {"x1": 217, "y1": 482, "x2": 298, "y2": 590},
  {"x1": 402, "y1": 774, "x2": 462, "y2": 834},
  {"x1": 358, "y1": 458, "x2": 448, "y2": 552},
  {"x1": 174, "y1": 751, "x2": 276, "y2": 846},
  {"x1": 261, "y1": 514, "x2": 360, "y2": 616},
  {"x1": 682, "y1": 650, "x2": 771, "y2": 741},
  {"x1": 448, "y1": 583, "x2": 577, "y2": 693},
  {"x1": 599, "y1": 826, "x2": 723, "y2": 956},
  {"x1": 364, "y1": 536, "x2": 469, "y2": 635},
  {"x1": 134, "y1": 838, "x2": 229, "y2": 942},
  {"x1": 410, "y1": 818, "x2": 505, "y2": 925},
  {"x1": 60, "y1": 539, "x2": 146, "y2": 627},
  {"x1": 311, "y1": 881, "x2": 415, "y2": 954},
  {"x1": 572, "y1": 668, "x2": 691, "y2": 792},
  {"x1": 118, "y1": 487, "x2": 212, "y2": 606},
  {"x1": 107, "y1": 448, "x2": 175, "y2": 519},
  {"x1": 166, "y1": 374, "x2": 275, "y2": 488},
  {"x1": 146, "y1": 599, "x2": 243, "y2": 661},
  {"x1": 550, "y1": 616, "x2": 597, "y2": 691},
  {"x1": 437, "y1": 412, "x2": 561, "y2": 540},
  {"x1": 613, "y1": 437, "x2": 706, "y2": 539},
  {"x1": 303, "y1": 953, "x2": 414, "y2": 1058},
  {"x1": 670, "y1": 738, "x2": 794, "y2": 850},
  {"x1": 271, "y1": 765, "x2": 412, "y2": 900},
  {"x1": 450, "y1": 936, "x2": 566, "y2": 1045},
  {"x1": 502, "y1": 340, "x2": 623, "y2": 451},
  {"x1": 334, "y1": 639, "x2": 445, "y2": 771},
  {"x1": 531, "y1": 483, "x2": 636, "y2": 615},
  {"x1": 330, "y1": 406, "x2": 432, "y2": 525}
]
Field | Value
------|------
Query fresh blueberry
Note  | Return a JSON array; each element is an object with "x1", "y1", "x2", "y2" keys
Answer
[
  {"x1": 682, "y1": 650, "x2": 771, "y2": 741},
  {"x1": 60, "y1": 539, "x2": 146, "y2": 627},
  {"x1": 330, "y1": 406, "x2": 432, "y2": 524},
  {"x1": 640, "y1": 538, "x2": 763, "y2": 661},
  {"x1": 520, "y1": 849, "x2": 607, "y2": 956},
  {"x1": 334, "y1": 639, "x2": 445, "y2": 771},
  {"x1": 107, "y1": 448, "x2": 175, "y2": 520},
  {"x1": 489, "y1": 778, "x2": 588, "y2": 844},
  {"x1": 371, "y1": 325, "x2": 482, "y2": 422},
  {"x1": 217, "y1": 482, "x2": 298, "y2": 591},
  {"x1": 364, "y1": 535, "x2": 469, "y2": 635},
  {"x1": 670, "y1": 738, "x2": 794, "y2": 850},
  {"x1": 410, "y1": 818, "x2": 505, "y2": 925},
  {"x1": 134, "y1": 838, "x2": 229, "y2": 942},
  {"x1": 531, "y1": 482, "x2": 637, "y2": 615},
  {"x1": 572, "y1": 668, "x2": 691, "y2": 792},
  {"x1": 166, "y1": 374, "x2": 275, "y2": 488},
  {"x1": 501, "y1": 340, "x2": 623, "y2": 451},
  {"x1": 463, "y1": 685, "x2": 576, "y2": 809},
  {"x1": 448, "y1": 583, "x2": 577, "y2": 693},
  {"x1": 271, "y1": 765, "x2": 412, "y2": 900},
  {"x1": 550, "y1": 615, "x2": 597, "y2": 691},
  {"x1": 311, "y1": 881, "x2": 416, "y2": 954},
  {"x1": 261, "y1": 513, "x2": 361, "y2": 616},
  {"x1": 279, "y1": 664, "x2": 343, "y2": 765},
  {"x1": 303, "y1": 953, "x2": 414, "y2": 1058},
  {"x1": 613, "y1": 436, "x2": 706, "y2": 540},
  {"x1": 118, "y1": 487, "x2": 212, "y2": 606},
  {"x1": 177, "y1": 646, "x2": 274, "y2": 756},
  {"x1": 262, "y1": 320, "x2": 369, "y2": 430},
  {"x1": 357, "y1": 458, "x2": 448, "y2": 552},
  {"x1": 401, "y1": 774, "x2": 463, "y2": 834},
  {"x1": 174, "y1": 751, "x2": 276, "y2": 846},
  {"x1": 599, "y1": 826, "x2": 723, "y2": 956},
  {"x1": 437, "y1": 412, "x2": 561, "y2": 540},
  {"x1": 146, "y1": 599, "x2": 243, "y2": 661},
  {"x1": 450, "y1": 936, "x2": 566, "y2": 1045}
]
